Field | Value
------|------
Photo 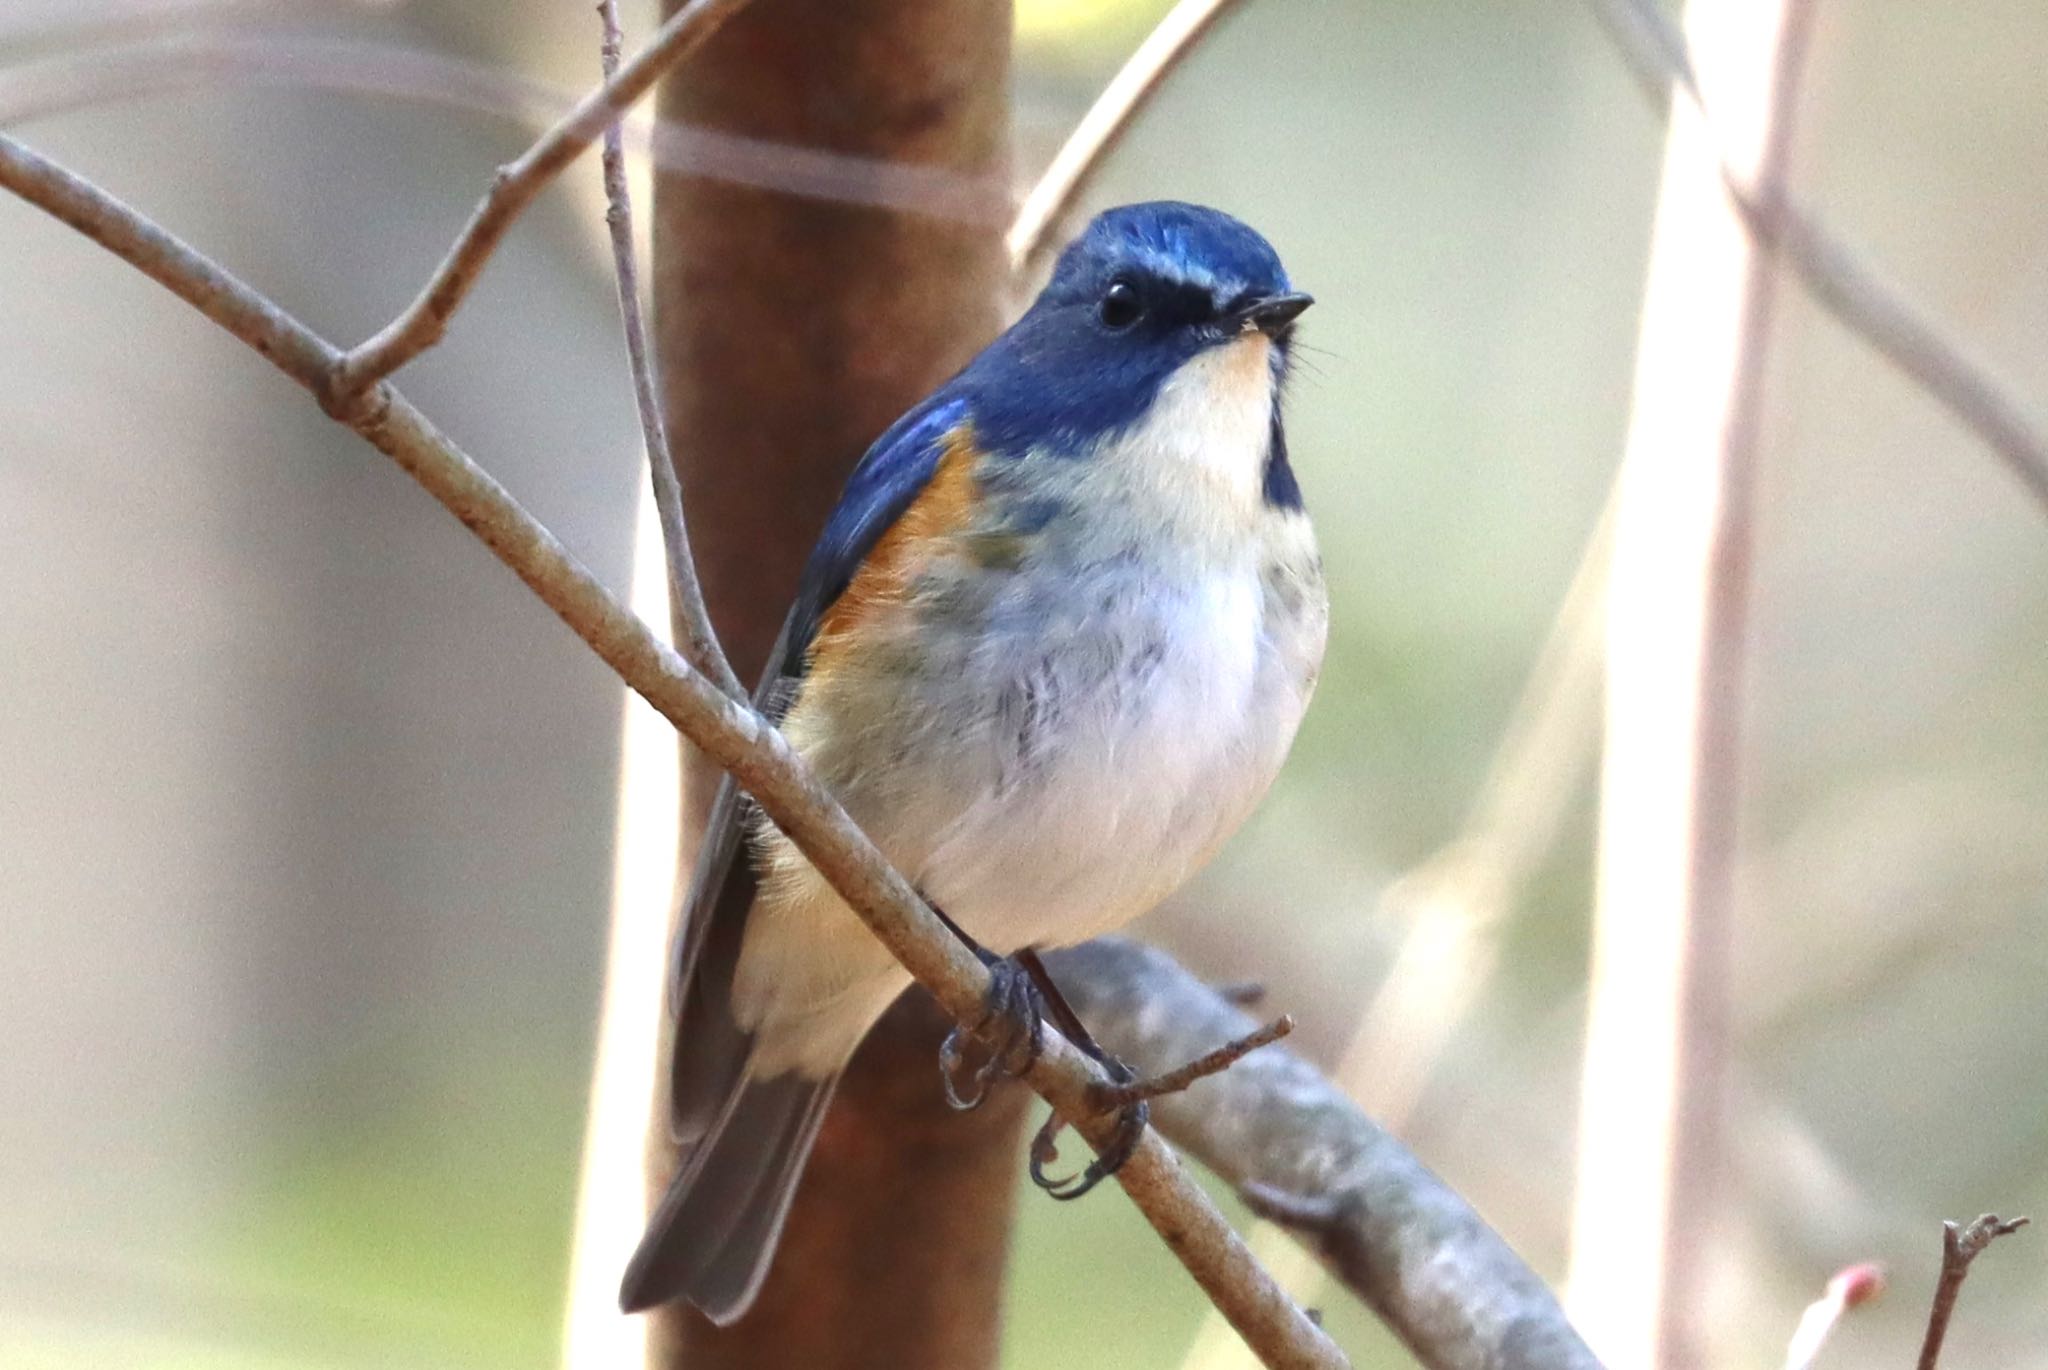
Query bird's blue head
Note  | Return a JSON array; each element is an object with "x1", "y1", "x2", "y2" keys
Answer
[{"x1": 961, "y1": 201, "x2": 1311, "y2": 510}]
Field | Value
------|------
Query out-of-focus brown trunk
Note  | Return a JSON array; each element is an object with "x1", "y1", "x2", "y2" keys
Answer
[{"x1": 646, "y1": 3, "x2": 1020, "y2": 1367}]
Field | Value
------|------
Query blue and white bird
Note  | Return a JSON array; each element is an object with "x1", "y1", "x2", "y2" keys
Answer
[{"x1": 620, "y1": 201, "x2": 1328, "y2": 1322}]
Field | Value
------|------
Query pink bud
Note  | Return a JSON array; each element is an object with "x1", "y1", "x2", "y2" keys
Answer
[{"x1": 1829, "y1": 1262, "x2": 1886, "y2": 1309}]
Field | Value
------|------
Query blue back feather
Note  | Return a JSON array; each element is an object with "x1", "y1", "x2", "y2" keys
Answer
[{"x1": 786, "y1": 391, "x2": 970, "y2": 659}]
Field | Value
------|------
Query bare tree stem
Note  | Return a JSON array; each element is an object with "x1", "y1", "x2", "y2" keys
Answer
[
  {"x1": 0, "y1": 129, "x2": 1344, "y2": 1370},
  {"x1": 594, "y1": 0, "x2": 741, "y2": 700},
  {"x1": 327, "y1": 0, "x2": 753, "y2": 404},
  {"x1": 640, "y1": 5, "x2": 1024, "y2": 1365},
  {"x1": 1915, "y1": 1215, "x2": 2027, "y2": 1370}
]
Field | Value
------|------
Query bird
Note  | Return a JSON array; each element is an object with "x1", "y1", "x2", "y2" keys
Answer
[{"x1": 619, "y1": 200, "x2": 1329, "y2": 1323}]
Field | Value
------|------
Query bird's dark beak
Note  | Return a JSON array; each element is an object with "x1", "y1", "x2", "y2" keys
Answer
[{"x1": 1230, "y1": 291, "x2": 1314, "y2": 338}]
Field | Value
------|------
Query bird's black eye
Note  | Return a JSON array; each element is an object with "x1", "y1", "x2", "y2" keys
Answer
[{"x1": 1098, "y1": 279, "x2": 1143, "y2": 330}]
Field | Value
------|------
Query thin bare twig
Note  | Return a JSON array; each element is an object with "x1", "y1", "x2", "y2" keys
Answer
[
  {"x1": 1916, "y1": 1214, "x2": 2028, "y2": 1370},
  {"x1": 1587, "y1": 0, "x2": 2048, "y2": 517},
  {"x1": 0, "y1": 131, "x2": 1344, "y2": 1370},
  {"x1": 1781, "y1": 1263, "x2": 1884, "y2": 1370},
  {"x1": 1030, "y1": 1016, "x2": 1295, "y2": 1203},
  {"x1": 327, "y1": 0, "x2": 754, "y2": 406},
  {"x1": 1007, "y1": 0, "x2": 1251, "y2": 272},
  {"x1": 595, "y1": 0, "x2": 741, "y2": 700},
  {"x1": 1095, "y1": 1015, "x2": 1295, "y2": 1112}
]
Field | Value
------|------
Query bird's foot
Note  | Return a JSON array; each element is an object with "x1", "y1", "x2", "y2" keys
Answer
[
  {"x1": 934, "y1": 939, "x2": 1279, "y2": 1202},
  {"x1": 1030, "y1": 994, "x2": 1296, "y2": 1201},
  {"x1": 1028, "y1": 1054, "x2": 1150, "y2": 1201},
  {"x1": 977, "y1": 947, "x2": 1148, "y2": 1200},
  {"x1": 938, "y1": 953, "x2": 1045, "y2": 1112}
]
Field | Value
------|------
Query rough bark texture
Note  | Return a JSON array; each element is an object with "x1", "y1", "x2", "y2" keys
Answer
[
  {"x1": 1049, "y1": 940, "x2": 1605, "y2": 1370},
  {"x1": 647, "y1": 3, "x2": 1019, "y2": 1367}
]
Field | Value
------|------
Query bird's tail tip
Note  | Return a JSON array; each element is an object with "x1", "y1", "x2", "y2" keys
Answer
[{"x1": 614, "y1": 1071, "x2": 839, "y2": 1324}]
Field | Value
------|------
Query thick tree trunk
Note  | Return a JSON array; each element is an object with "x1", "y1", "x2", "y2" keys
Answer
[{"x1": 647, "y1": 3, "x2": 1019, "y2": 1366}]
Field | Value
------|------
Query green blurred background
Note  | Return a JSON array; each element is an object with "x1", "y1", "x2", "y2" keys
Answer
[{"x1": 2, "y1": 1, "x2": 2044, "y2": 1366}]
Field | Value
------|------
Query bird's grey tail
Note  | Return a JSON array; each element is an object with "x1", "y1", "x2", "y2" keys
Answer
[
  {"x1": 622, "y1": 620, "x2": 834, "y2": 1322},
  {"x1": 618, "y1": 1069, "x2": 839, "y2": 1322},
  {"x1": 624, "y1": 759, "x2": 829, "y2": 1323}
]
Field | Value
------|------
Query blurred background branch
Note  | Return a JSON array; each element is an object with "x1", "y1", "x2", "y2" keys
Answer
[
  {"x1": 0, "y1": 29, "x2": 1010, "y2": 222},
  {"x1": 1569, "y1": 2, "x2": 1816, "y2": 1365},
  {"x1": 1586, "y1": 0, "x2": 2048, "y2": 515}
]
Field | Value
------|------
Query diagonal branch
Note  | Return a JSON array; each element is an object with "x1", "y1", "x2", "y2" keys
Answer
[
  {"x1": 327, "y1": 0, "x2": 753, "y2": 406},
  {"x1": 1007, "y1": 0, "x2": 1251, "y2": 272},
  {"x1": 0, "y1": 130, "x2": 1345, "y2": 1370},
  {"x1": 1586, "y1": 0, "x2": 2048, "y2": 517},
  {"x1": 595, "y1": 0, "x2": 741, "y2": 700}
]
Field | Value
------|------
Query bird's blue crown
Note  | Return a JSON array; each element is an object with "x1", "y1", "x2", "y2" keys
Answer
[{"x1": 1043, "y1": 200, "x2": 1292, "y2": 310}]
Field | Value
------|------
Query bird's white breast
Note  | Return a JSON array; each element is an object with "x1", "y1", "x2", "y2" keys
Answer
[
  {"x1": 921, "y1": 546, "x2": 1322, "y2": 952},
  {"x1": 732, "y1": 332, "x2": 1327, "y2": 1077},
  {"x1": 917, "y1": 332, "x2": 1328, "y2": 949}
]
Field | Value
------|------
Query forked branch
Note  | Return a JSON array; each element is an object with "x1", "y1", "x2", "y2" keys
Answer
[
  {"x1": 326, "y1": 0, "x2": 752, "y2": 406},
  {"x1": 1916, "y1": 1214, "x2": 2027, "y2": 1370},
  {"x1": 594, "y1": 0, "x2": 741, "y2": 700}
]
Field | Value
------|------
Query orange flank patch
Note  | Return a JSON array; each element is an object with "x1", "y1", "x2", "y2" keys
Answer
[{"x1": 807, "y1": 426, "x2": 983, "y2": 684}]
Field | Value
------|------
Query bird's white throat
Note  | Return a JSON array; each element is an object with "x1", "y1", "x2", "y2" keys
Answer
[{"x1": 1110, "y1": 334, "x2": 1278, "y2": 510}]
